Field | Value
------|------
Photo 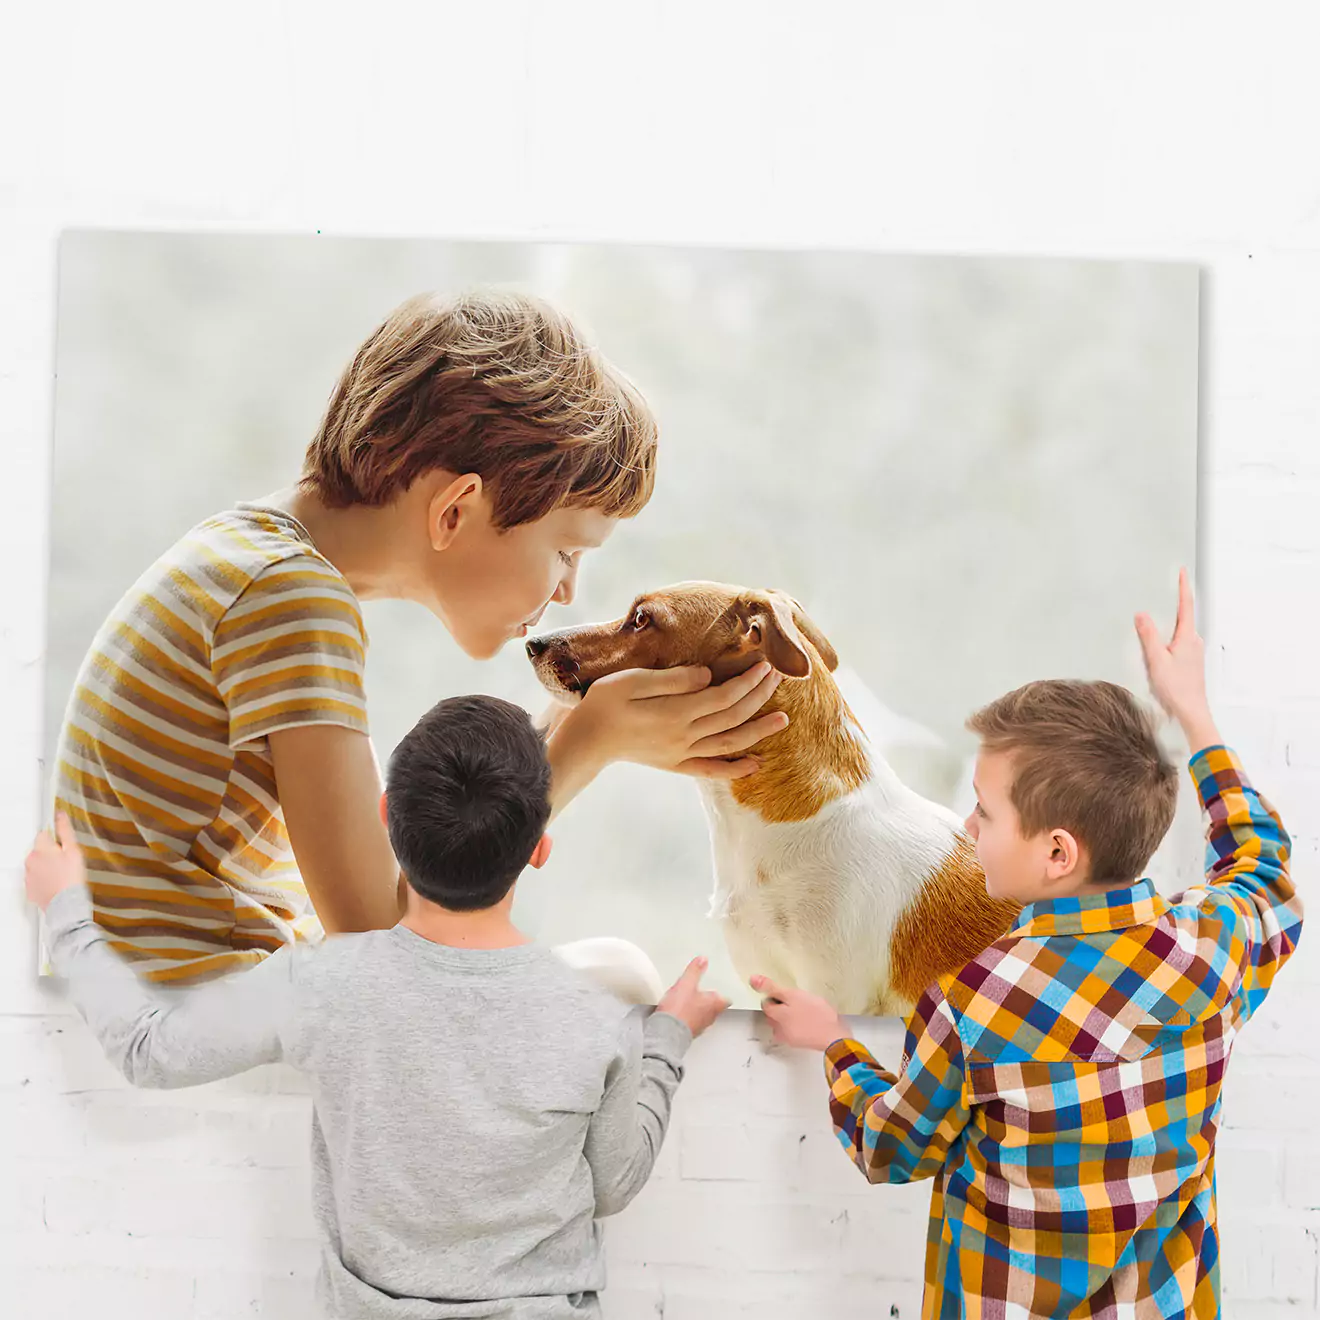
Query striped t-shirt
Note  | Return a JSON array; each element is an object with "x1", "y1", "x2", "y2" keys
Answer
[{"x1": 53, "y1": 504, "x2": 371, "y2": 984}]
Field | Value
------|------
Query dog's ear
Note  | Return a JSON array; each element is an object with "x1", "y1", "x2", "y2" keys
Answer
[
  {"x1": 773, "y1": 591, "x2": 838, "y2": 673},
  {"x1": 741, "y1": 594, "x2": 811, "y2": 679}
]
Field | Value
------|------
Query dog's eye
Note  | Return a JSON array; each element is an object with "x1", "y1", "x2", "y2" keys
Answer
[{"x1": 632, "y1": 608, "x2": 650, "y2": 630}]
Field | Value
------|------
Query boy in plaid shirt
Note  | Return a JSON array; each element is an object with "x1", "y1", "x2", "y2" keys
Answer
[{"x1": 755, "y1": 571, "x2": 1302, "y2": 1319}]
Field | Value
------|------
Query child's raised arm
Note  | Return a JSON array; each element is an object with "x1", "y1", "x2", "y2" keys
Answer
[{"x1": 1136, "y1": 570, "x2": 1302, "y2": 1018}]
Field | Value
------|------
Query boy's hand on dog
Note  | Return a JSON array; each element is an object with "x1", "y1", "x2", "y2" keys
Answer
[
  {"x1": 572, "y1": 661, "x2": 789, "y2": 780},
  {"x1": 752, "y1": 975, "x2": 846, "y2": 1052},
  {"x1": 1135, "y1": 568, "x2": 1221, "y2": 753},
  {"x1": 24, "y1": 814, "x2": 89, "y2": 912},
  {"x1": 656, "y1": 956, "x2": 731, "y2": 1037}
]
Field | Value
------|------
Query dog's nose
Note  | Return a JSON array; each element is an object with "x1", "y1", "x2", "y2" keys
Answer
[{"x1": 525, "y1": 636, "x2": 550, "y2": 659}]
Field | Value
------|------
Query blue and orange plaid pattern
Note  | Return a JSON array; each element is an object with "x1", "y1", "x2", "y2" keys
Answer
[{"x1": 825, "y1": 746, "x2": 1301, "y2": 1319}]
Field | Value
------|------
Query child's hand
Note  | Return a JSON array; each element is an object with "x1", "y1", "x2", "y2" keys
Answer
[
  {"x1": 568, "y1": 662, "x2": 789, "y2": 780},
  {"x1": 656, "y1": 956, "x2": 731, "y2": 1037},
  {"x1": 751, "y1": 975, "x2": 846, "y2": 1052},
  {"x1": 24, "y1": 814, "x2": 89, "y2": 912},
  {"x1": 1135, "y1": 568, "x2": 1220, "y2": 752}
]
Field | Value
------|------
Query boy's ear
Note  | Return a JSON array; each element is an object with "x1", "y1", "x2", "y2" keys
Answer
[
  {"x1": 1044, "y1": 828, "x2": 1083, "y2": 884},
  {"x1": 378, "y1": 791, "x2": 388, "y2": 828},
  {"x1": 428, "y1": 471, "x2": 485, "y2": 551},
  {"x1": 528, "y1": 834, "x2": 553, "y2": 870}
]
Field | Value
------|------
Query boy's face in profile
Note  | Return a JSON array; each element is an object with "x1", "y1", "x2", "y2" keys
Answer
[
  {"x1": 428, "y1": 493, "x2": 619, "y2": 660},
  {"x1": 965, "y1": 748, "x2": 1087, "y2": 905}
]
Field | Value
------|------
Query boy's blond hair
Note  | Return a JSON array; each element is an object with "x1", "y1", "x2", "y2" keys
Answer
[
  {"x1": 301, "y1": 289, "x2": 657, "y2": 528},
  {"x1": 967, "y1": 680, "x2": 1179, "y2": 885}
]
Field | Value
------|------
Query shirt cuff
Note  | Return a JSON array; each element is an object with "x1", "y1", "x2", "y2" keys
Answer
[
  {"x1": 646, "y1": 1010, "x2": 695, "y2": 1061},
  {"x1": 1188, "y1": 745, "x2": 1243, "y2": 797},
  {"x1": 823, "y1": 1037, "x2": 879, "y2": 1085},
  {"x1": 43, "y1": 885, "x2": 96, "y2": 940}
]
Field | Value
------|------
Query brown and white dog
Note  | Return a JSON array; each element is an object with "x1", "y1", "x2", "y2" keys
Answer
[{"x1": 528, "y1": 582, "x2": 1020, "y2": 1017}]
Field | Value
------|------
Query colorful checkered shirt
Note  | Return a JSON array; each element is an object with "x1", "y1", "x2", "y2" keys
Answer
[{"x1": 825, "y1": 746, "x2": 1301, "y2": 1319}]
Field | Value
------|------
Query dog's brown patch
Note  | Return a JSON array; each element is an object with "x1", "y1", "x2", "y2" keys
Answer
[
  {"x1": 730, "y1": 643, "x2": 871, "y2": 824},
  {"x1": 886, "y1": 834, "x2": 1021, "y2": 1007}
]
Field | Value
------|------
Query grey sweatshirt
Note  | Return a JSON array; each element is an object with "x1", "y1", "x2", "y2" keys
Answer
[{"x1": 44, "y1": 887, "x2": 692, "y2": 1319}]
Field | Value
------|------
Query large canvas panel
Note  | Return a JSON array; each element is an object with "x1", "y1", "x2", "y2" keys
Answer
[{"x1": 44, "y1": 231, "x2": 1199, "y2": 1009}]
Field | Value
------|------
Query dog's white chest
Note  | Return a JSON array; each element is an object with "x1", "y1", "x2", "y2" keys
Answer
[{"x1": 694, "y1": 778, "x2": 964, "y2": 1008}]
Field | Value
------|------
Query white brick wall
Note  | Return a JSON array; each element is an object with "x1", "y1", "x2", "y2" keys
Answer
[{"x1": 3, "y1": 3, "x2": 1317, "y2": 1315}]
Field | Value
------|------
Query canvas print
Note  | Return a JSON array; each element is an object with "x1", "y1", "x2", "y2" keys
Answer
[{"x1": 42, "y1": 231, "x2": 1200, "y2": 1010}]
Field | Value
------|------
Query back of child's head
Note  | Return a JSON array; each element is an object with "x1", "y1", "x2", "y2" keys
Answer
[
  {"x1": 967, "y1": 679, "x2": 1179, "y2": 886},
  {"x1": 301, "y1": 288, "x2": 657, "y2": 528},
  {"x1": 385, "y1": 695, "x2": 552, "y2": 910}
]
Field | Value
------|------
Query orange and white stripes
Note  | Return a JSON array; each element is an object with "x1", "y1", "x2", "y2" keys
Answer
[{"x1": 52, "y1": 505, "x2": 369, "y2": 983}]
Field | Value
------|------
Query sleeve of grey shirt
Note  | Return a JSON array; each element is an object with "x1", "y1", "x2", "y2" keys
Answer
[
  {"x1": 43, "y1": 886, "x2": 295, "y2": 1088},
  {"x1": 584, "y1": 1008, "x2": 693, "y2": 1218}
]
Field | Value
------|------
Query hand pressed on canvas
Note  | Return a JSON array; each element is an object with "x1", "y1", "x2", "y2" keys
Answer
[
  {"x1": 656, "y1": 956, "x2": 730, "y2": 1037},
  {"x1": 24, "y1": 813, "x2": 88, "y2": 912},
  {"x1": 751, "y1": 975, "x2": 847, "y2": 1052}
]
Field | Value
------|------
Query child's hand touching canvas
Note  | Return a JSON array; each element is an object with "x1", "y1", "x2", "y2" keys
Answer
[
  {"x1": 24, "y1": 813, "x2": 87, "y2": 912},
  {"x1": 751, "y1": 975, "x2": 846, "y2": 1051},
  {"x1": 656, "y1": 956, "x2": 730, "y2": 1036}
]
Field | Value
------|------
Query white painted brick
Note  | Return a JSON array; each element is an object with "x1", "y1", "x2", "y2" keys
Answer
[
  {"x1": 600, "y1": 1286, "x2": 663, "y2": 1320},
  {"x1": 76, "y1": 1092, "x2": 312, "y2": 1169},
  {"x1": 1, "y1": 1226, "x2": 306, "y2": 1273},
  {"x1": 1234, "y1": 987, "x2": 1319, "y2": 1060},
  {"x1": 1226, "y1": 1307, "x2": 1320, "y2": 1320},
  {"x1": 43, "y1": 1168, "x2": 317, "y2": 1241},
  {"x1": 0, "y1": 1165, "x2": 47, "y2": 1233},
  {"x1": 193, "y1": 1267, "x2": 321, "y2": 1320},
  {"x1": 11, "y1": 1264, "x2": 197, "y2": 1315},
  {"x1": 1223, "y1": 1223, "x2": 1277, "y2": 1301},
  {"x1": 1215, "y1": 1133, "x2": 1285, "y2": 1207},
  {"x1": 679, "y1": 1119, "x2": 760, "y2": 1181},
  {"x1": 604, "y1": 1267, "x2": 925, "y2": 1320},
  {"x1": 254, "y1": 1270, "x2": 324, "y2": 1320},
  {"x1": 0, "y1": 1093, "x2": 93, "y2": 1161},
  {"x1": 1221, "y1": 1059, "x2": 1320, "y2": 1133},
  {"x1": 1222, "y1": 1214, "x2": 1320, "y2": 1306},
  {"x1": 609, "y1": 1183, "x2": 850, "y2": 1275},
  {"x1": 1274, "y1": 1229, "x2": 1320, "y2": 1310},
  {"x1": 1284, "y1": 1144, "x2": 1320, "y2": 1213},
  {"x1": 679, "y1": 1116, "x2": 817, "y2": 1185}
]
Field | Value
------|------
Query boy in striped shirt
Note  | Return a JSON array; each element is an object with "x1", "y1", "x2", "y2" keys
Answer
[
  {"x1": 52, "y1": 289, "x2": 787, "y2": 984},
  {"x1": 756, "y1": 571, "x2": 1302, "y2": 1318}
]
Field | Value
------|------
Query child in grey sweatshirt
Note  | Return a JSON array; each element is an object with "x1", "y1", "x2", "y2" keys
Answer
[{"x1": 26, "y1": 694, "x2": 730, "y2": 1320}]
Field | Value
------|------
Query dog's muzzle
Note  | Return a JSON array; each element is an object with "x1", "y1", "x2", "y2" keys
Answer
[{"x1": 526, "y1": 637, "x2": 588, "y2": 695}]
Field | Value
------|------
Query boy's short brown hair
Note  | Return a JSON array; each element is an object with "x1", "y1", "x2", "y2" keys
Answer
[
  {"x1": 301, "y1": 289, "x2": 657, "y2": 529},
  {"x1": 967, "y1": 680, "x2": 1179, "y2": 886}
]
